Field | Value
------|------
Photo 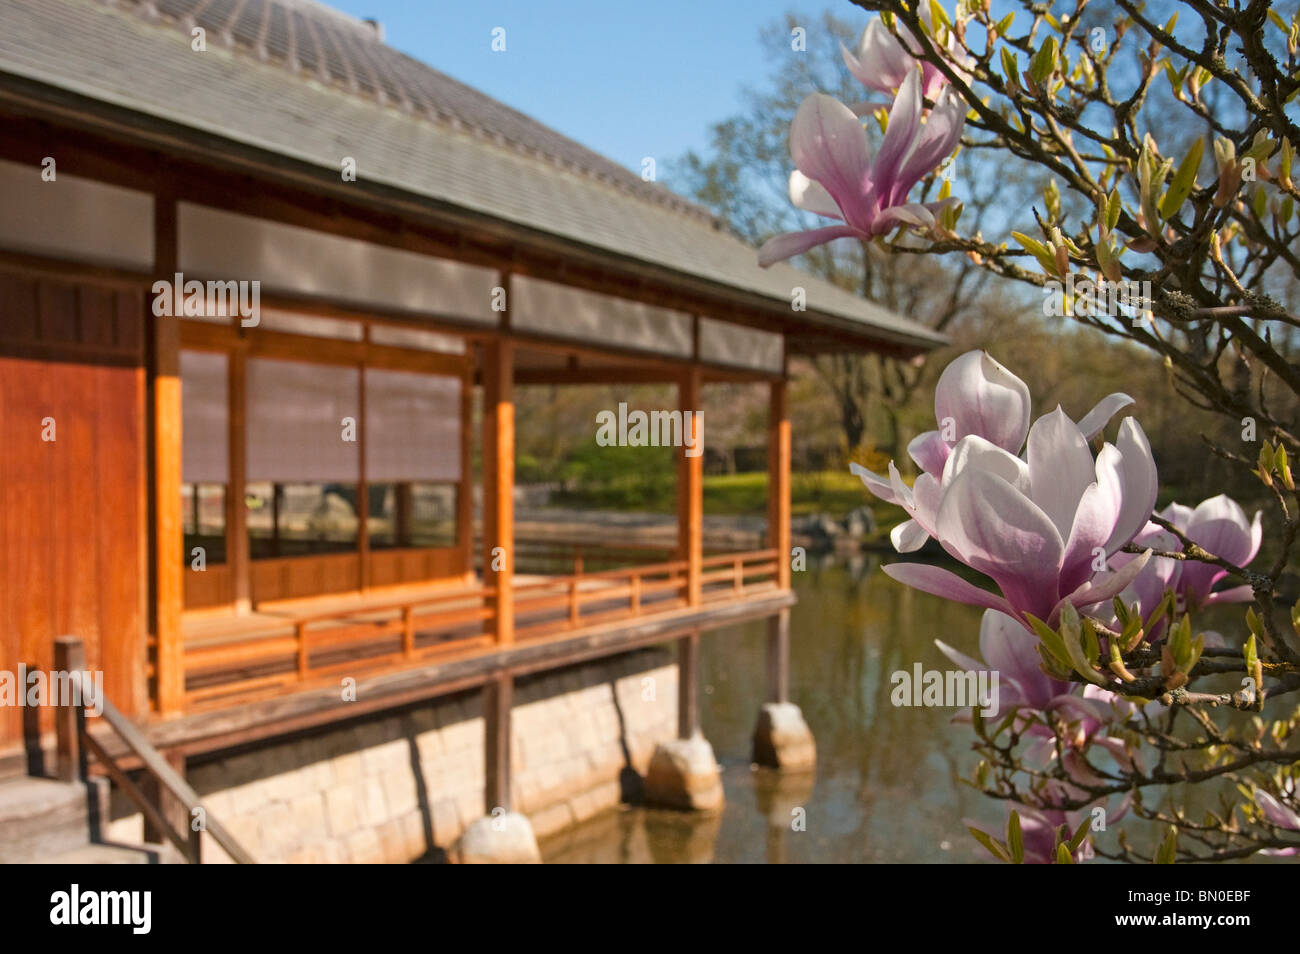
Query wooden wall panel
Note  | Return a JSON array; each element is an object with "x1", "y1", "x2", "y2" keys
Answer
[{"x1": 0, "y1": 273, "x2": 147, "y2": 751}]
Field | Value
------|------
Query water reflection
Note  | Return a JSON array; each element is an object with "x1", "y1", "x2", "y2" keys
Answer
[{"x1": 540, "y1": 554, "x2": 1003, "y2": 863}]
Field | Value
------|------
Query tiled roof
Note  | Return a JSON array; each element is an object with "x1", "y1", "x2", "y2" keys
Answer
[{"x1": 0, "y1": 0, "x2": 946, "y2": 353}]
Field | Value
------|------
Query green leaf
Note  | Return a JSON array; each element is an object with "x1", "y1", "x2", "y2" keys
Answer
[
  {"x1": 1030, "y1": 36, "x2": 1058, "y2": 86},
  {"x1": 1055, "y1": 843, "x2": 1074, "y2": 864},
  {"x1": 968, "y1": 826, "x2": 1012, "y2": 863},
  {"x1": 1068, "y1": 816, "x2": 1091, "y2": 852},
  {"x1": 1159, "y1": 137, "x2": 1204, "y2": 219},
  {"x1": 1105, "y1": 189, "x2": 1122, "y2": 231},
  {"x1": 1007, "y1": 810, "x2": 1025, "y2": 864},
  {"x1": 1011, "y1": 231, "x2": 1060, "y2": 275},
  {"x1": 1154, "y1": 826, "x2": 1177, "y2": 864},
  {"x1": 1001, "y1": 48, "x2": 1020, "y2": 87},
  {"x1": 995, "y1": 12, "x2": 1015, "y2": 36}
]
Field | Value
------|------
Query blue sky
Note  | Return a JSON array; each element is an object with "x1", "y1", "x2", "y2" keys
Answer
[{"x1": 330, "y1": 1, "x2": 836, "y2": 176}]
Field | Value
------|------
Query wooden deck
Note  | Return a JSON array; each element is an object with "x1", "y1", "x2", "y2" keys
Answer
[{"x1": 176, "y1": 549, "x2": 780, "y2": 714}]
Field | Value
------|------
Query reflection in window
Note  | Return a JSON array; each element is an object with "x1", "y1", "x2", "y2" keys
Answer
[
  {"x1": 368, "y1": 483, "x2": 458, "y2": 549},
  {"x1": 247, "y1": 482, "x2": 360, "y2": 558},
  {"x1": 182, "y1": 483, "x2": 227, "y2": 565}
]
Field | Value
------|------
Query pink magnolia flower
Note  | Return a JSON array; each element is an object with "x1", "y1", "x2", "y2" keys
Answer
[
  {"x1": 757, "y1": 68, "x2": 964, "y2": 267},
  {"x1": 854, "y1": 351, "x2": 1135, "y2": 553},
  {"x1": 1255, "y1": 790, "x2": 1300, "y2": 856},
  {"x1": 1108, "y1": 495, "x2": 1261, "y2": 622},
  {"x1": 842, "y1": 8, "x2": 973, "y2": 101},
  {"x1": 879, "y1": 408, "x2": 1157, "y2": 625}
]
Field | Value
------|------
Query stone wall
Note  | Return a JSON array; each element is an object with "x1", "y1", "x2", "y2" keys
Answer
[{"x1": 107, "y1": 649, "x2": 677, "y2": 863}]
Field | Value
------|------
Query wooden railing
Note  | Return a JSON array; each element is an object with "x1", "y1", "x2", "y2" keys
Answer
[
  {"x1": 183, "y1": 585, "x2": 494, "y2": 707},
  {"x1": 55, "y1": 636, "x2": 254, "y2": 864},
  {"x1": 176, "y1": 548, "x2": 783, "y2": 710},
  {"x1": 700, "y1": 548, "x2": 780, "y2": 598},
  {"x1": 513, "y1": 558, "x2": 689, "y2": 638}
]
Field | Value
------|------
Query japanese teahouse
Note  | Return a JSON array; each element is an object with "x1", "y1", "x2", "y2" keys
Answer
[{"x1": 0, "y1": 0, "x2": 942, "y2": 861}]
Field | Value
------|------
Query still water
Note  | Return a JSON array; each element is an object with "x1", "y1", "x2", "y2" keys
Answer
[{"x1": 538, "y1": 554, "x2": 1008, "y2": 863}]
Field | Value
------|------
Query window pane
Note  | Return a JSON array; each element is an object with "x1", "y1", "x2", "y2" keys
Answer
[
  {"x1": 247, "y1": 481, "x2": 359, "y2": 558},
  {"x1": 181, "y1": 350, "x2": 228, "y2": 483},
  {"x1": 365, "y1": 368, "x2": 461, "y2": 482},
  {"x1": 247, "y1": 358, "x2": 359, "y2": 482},
  {"x1": 367, "y1": 482, "x2": 457, "y2": 550},
  {"x1": 181, "y1": 483, "x2": 226, "y2": 565}
]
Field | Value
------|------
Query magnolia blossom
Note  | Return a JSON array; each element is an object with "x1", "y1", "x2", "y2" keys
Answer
[
  {"x1": 1255, "y1": 790, "x2": 1300, "y2": 856},
  {"x1": 854, "y1": 351, "x2": 1157, "y2": 625},
  {"x1": 757, "y1": 68, "x2": 964, "y2": 267},
  {"x1": 855, "y1": 351, "x2": 1136, "y2": 554},
  {"x1": 842, "y1": 8, "x2": 973, "y2": 101},
  {"x1": 1110, "y1": 496, "x2": 1261, "y2": 620}
]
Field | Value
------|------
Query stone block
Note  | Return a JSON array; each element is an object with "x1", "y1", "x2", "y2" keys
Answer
[
  {"x1": 643, "y1": 734, "x2": 724, "y2": 813},
  {"x1": 752, "y1": 702, "x2": 817, "y2": 771},
  {"x1": 450, "y1": 812, "x2": 541, "y2": 864}
]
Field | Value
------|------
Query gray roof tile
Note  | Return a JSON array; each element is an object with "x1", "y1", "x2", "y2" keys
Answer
[{"x1": 0, "y1": 0, "x2": 945, "y2": 352}]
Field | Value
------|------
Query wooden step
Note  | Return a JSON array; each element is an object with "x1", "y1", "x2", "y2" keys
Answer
[{"x1": 0, "y1": 776, "x2": 105, "y2": 862}]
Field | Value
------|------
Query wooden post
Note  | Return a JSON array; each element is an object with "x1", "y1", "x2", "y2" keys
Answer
[
  {"x1": 677, "y1": 630, "x2": 700, "y2": 739},
  {"x1": 482, "y1": 340, "x2": 514, "y2": 644},
  {"x1": 457, "y1": 368, "x2": 473, "y2": 575},
  {"x1": 151, "y1": 193, "x2": 184, "y2": 716},
  {"x1": 54, "y1": 636, "x2": 85, "y2": 783},
  {"x1": 483, "y1": 673, "x2": 513, "y2": 812},
  {"x1": 676, "y1": 367, "x2": 702, "y2": 606},
  {"x1": 357, "y1": 363, "x2": 369, "y2": 592},
  {"x1": 769, "y1": 375, "x2": 791, "y2": 591},
  {"x1": 766, "y1": 609, "x2": 790, "y2": 704},
  {"x1": 228, "y1": 350, "x2": 250, "y2": 614},
  {"x1": 142, "y1": 748, "x2": 191, "y2": 857}
]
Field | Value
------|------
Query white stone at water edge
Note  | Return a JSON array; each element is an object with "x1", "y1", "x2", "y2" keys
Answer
[
  {"x1": 752, "y1": 702, "x2": 816, "y2": 771},
  {"x1": 451, "y1": 812, "x2": 541, "y2": 864},
  {"x1": 643, "y1": 733, "x2": 725, "y2": 812}
]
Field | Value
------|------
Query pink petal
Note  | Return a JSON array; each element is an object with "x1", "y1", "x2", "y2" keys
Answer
[
  {"x1": 872, "y1": 68, "x2": 924, "y2": 203},
  {"x1": 942, "y1": 435, "x2": 1030, "y2": 495},
  {"x1": 907, "y1": 430, "x2": 950, "y2": 476},
  {"x1": 789, "y1": 93, "x2": 873, "y2": 230},
  {"x1": 850, "y1": 461, "x2": 898, "y2": 504},
  {"x1": 1058, "y1": 549, "x2": 1152, "y2": 619},
  {"x1": 881, "y1": 561, "x2": 1017, "y2": 617},
  {"x1": 1103, "y1": 417, "x2": 1158, "y2": 552},
  {"x1": 890, "y1": 89, "x2": 967, "y2": 203},
  {"x1": 788, "y1": 170, "x2": 843, "y2": 219},
  {"x1": 933, "y1": 350, "x2": 1032, "y2": 454},
  {"x1": 936, "y1": 468, "x2": 1065, "y2": 620},
  {"x1": 890, "y1": 519, "x2": 930, "y2": 552},
  {"x1": 758, "y1": 224, "x2": 859, "y2": 267},
  {"x1": 1026, "y1": 407, "x2": 1096, "y2": 541},
  {"x1": 1075, "y1": 392, "x2": 1134, "y2": 441}
]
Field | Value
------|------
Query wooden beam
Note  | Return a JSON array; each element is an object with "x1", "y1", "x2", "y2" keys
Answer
[
  {"x1": 767, "y1": 609, "x2": 790, "y2": 704},
  {"x1": 228, "y1": 350, "x2": 250, "y2": 613},
  {"x1": 458, "y1": 368, "x2": 473, "y2": 572},
  {"x1": 676, "y1": 367, "x2": 702, "y2": 606},
  {"x1": 769, "y1": 375, "x2": 791, "y2": 591},
  {"x1": 357, "y1": 363, "x2": 369, "y2": 592},
  {"x1": 677, "y1": 630, "x2": 700, "y2": 739},
  {"x1": 53, "y1": 636, "x2": 86, "y2": 783},
  {"x1": 482, "y1": 340, "x2": 514, "y2": 644},
  {"x1": 151, "y1": 193, "x2": 184, "y2": 717},
  {"x1": 483, "y1": 672, "x2": 513, "y2": 812}
]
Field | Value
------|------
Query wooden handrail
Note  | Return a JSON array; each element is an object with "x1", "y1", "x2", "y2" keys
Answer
[{"x1": 55, "y1": 636, "x2": 255, "y2": 864}]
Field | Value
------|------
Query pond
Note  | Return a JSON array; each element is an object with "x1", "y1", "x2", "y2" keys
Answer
[{"x1": 538, "y1": 554, "x2": 1008, "y2": 863}]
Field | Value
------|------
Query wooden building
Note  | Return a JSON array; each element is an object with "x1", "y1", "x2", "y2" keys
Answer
[{"x1": 0, "y1": 0, "x2": 941, "y2": 857}]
